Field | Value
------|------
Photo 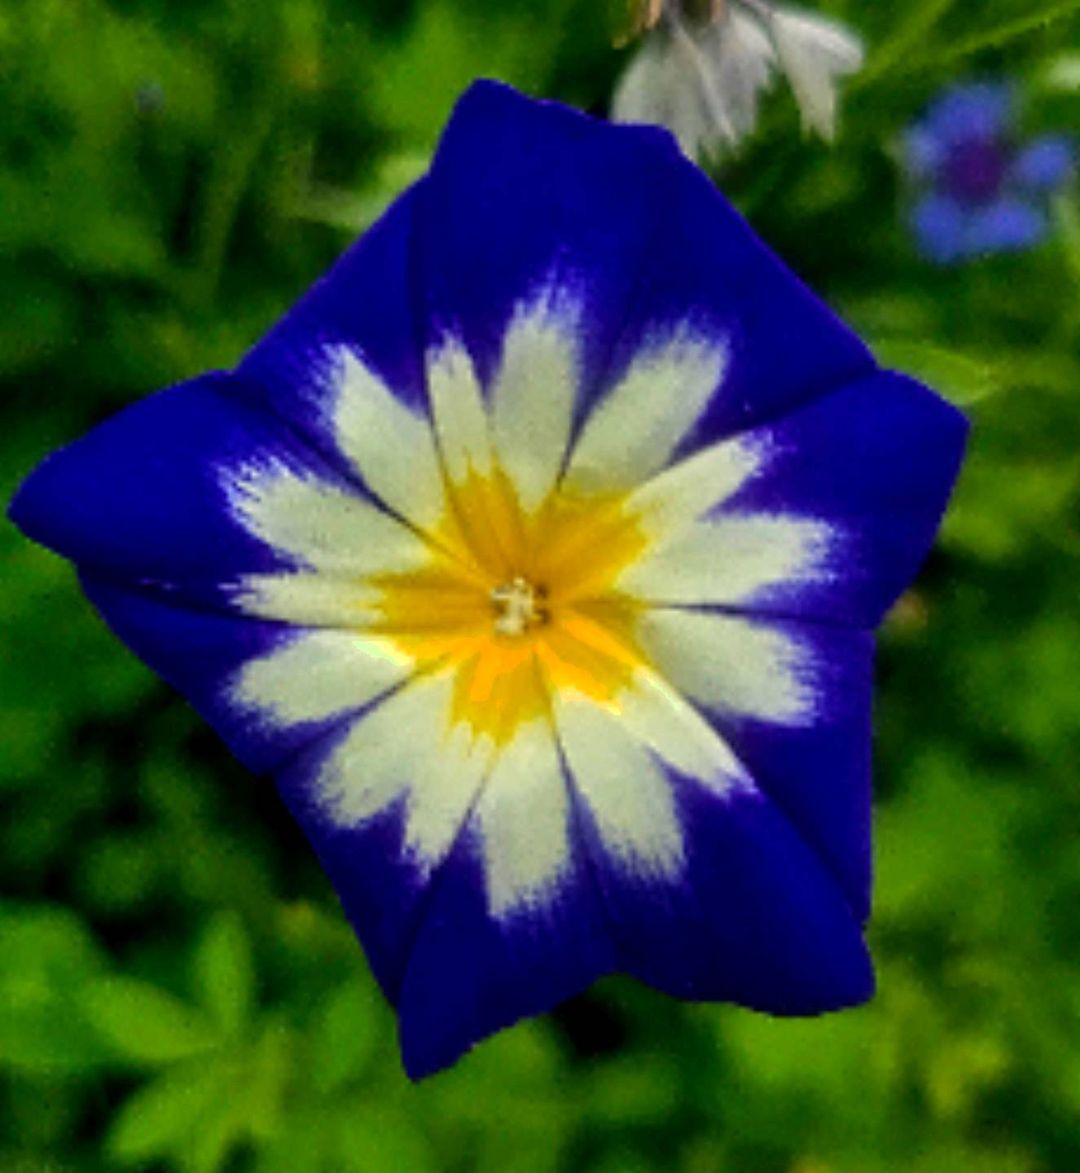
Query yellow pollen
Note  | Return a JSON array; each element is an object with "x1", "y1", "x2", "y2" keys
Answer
[
  {"x1": 365, "y1": 462, "x2": 652, "y2": 746},
  {"x1": 491, "y1": 577, "x2": 547, "y2": 637}
]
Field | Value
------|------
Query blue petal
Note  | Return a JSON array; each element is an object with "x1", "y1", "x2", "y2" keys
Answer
[
  {"x1": 680, "y1": 620, "x2": 875, "y2": 923},
  {"x1": 77, "y1": 577, "x2": 367, "y2": 775},
  {"x1": 902, "y1": 126, "x2": 945, "y2": 181},
  {"x1": 8, "y1": 372, "x2": 351, "y2": 606},
  {"x1": 395, "y1": 822, "x2": 614, "y2": 1079},
  {"x1": 275, "y1": 748, "x2": 434, "y2": 1002},
  {"x1": 921, "y1": 82, "x2": 1013, "y2": 146},
  {"x1": 276, "y1": 734, "x2": 615, "y2": 1077},
  {"x1": 236, "y1": 184, "x2": 430, "y2": 482},
  {"x1": 572, "y1": 775, "x2": 873, "y2": 1013},
  {"x1": 417, "y1": 80, "x2": 873, "y2": 445},
  {"x1": 722, "y1": 370, "x2": 968, "y2": 628},
  {"x1": 966, "y1": 197, "x2": 1047, "y2": 254},
  {"x1": 1010, "y1": 135, "x2": 1075, "y2": 190},
  {"x1": 910, "y1": 193, "x2": 969, "y2": 264}
]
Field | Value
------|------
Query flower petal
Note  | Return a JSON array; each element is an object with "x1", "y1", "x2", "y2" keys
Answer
[
  {"x1": 910, "y1": 193, "x2": 969, "y2": 264},
  {"x1": 224, "y1": 454, "x2": 431, "y2": 579},
  {"x1": 280, "y1": 707, "x2": 615, "y2": 1077},
  {"x1": 275, "y1": 751, "x2": 434, "y2": 1002},
  {"x1": 236, "y1": 184, "x2": 431, "y2": 470},
  {"x1": 616, "y1": 512, "x2": 834, "y2": 610},
  {"x1": 626, "y1": 370, "x2": 966, "y2": 627},
  {"x1": 219, "y1": 431, "x2": 440, "y2": 629},
  {"x1": 621, "y1": 427, "x2": 765, "y2": 533},
  {"x1": 395, "y1": 818, "x2": 614, "y2": 1078},
  {"x1": 76, "y1": 576, "x2": 372, "y2": 774},
  {"x1": 475, "y1": 718, "x2": 574, "y2": 917},
  {"x1": 637, "y1": 607, "x2": 874, "y2": 919},
  {"x1": 310, "y1": 671, "x2": 492, "y2": 874},
  {"x1": 612, "y1": 24, "x2": 730, "y2": 159},
  {"x1": 7, "y1": 368, "x2": 434, "y2": 634},
  {"x1": 316, "y1": 346, "x2": 448, "y2": 531},
  {"x1": 231, "y1": 630, "x2": 413, "y2": 733},
  {"x1": 966, "y1": 197, "x2": 1047, "y2": 255},
  {"x1": 571, "y1": 774, "x2": 873, "y2": 1011},
  {"x1": 613, "y1": 9, "x2": 777, "y2": 157},
  {"x1": 902, "y1": 125, "x2": 943, "y2": 181},
  {"x1": 697, "y1": 8, "x2": 779, "y2": 140},
  {"x1": 636, "y1": 608, "x2": 825, "y2": 728},
  {"x1": 9, "y1": 374, "x2": 332, "y2": 604},
  {"x1": 426, "y1": 330, "x2": 496, "y2": 485},
  {"x1": 769, "y1": 7, "x2": 864, "y2": 140},
  {"x1": 562, "y1": 328, "x2": 730, "y2": 495},
  {"x1": 1010, "y1": 134, "x2": 1075, "y2": 190},
  {"x1": 237, "y1": 192, "x2": 449, "y2": 535},
  {"x1": 922, "y1": 82, "x2": 1013, "y2": 147},
  {"x1": 273, "y1": 672, "x2": 504, "y2": 1005},
  {"x1": 418, "y1": 80, "x2": 873, "y2": 469},
  {"x1": 488, "y1": 286, "x2": 579, "y2": 513},
  {"x1": 552, "y1": 689, "x2": 688, "y2": 880}
]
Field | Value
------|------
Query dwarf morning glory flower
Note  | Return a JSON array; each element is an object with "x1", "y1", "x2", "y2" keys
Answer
[
  {"x1": 613, "y1": 0, "x2": 863, "y2": 155},
  {"x1": 905, "y1": 82, "x2": 1075, "y2": 264},
  {"x1": 10, "y1": 81, "x2": 965, "y2": 1079}
]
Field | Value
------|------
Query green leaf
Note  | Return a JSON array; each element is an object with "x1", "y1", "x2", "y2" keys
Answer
[
  {"x1": 1044, "y1": 51, "x2": 1080, "y2": 91},
  {"x1": 243, "y1": 1021, "x2": 292, "y2": 1142},
  {"x1": 254, "y1": 1109, "x2": 334, "y2": 1173},
  {"x1": 0, "y1": 904, "x2": 110, "y2": 1074},
  {"x1": 107, "y1": 1057, "x2": 236, "y2": 1165},
  {"x1": 871, "y1": 338, "x2": 1001, "y2": 406},
  {"x1": 193, "y1": 911, "x2": 255, "y2": 1037},
  {"x1": 924, "y1": 1, "x2": 1080, "y2": 70},
  {"x1": 857, "y1": 0, "x2": 953, "y2": 88},
  {"x1": 583, "y1": 1057, "x2": 680, "y2": 1126},
  {"x1": 1054, "y1": 193, "x2": 1080, "y2": 291},
  {"x1": 184, "y1": 1084, "x2": 250, "y2": 1173},
  {"x1": 369, "y1": 2, "x2": 550, "y2": 147},
  {"x1": 107, "y1": 1024, "x2": 291, "y2": 1173},
  {"x1": 334, "y1": 1108, "x2": 435, "y2": 1173},
  {"x1": 309, "y1": 980, "x2": 382, "y2": 1094},
  {"x1": 82, "y1": 976, "x2": 221, "y2": 1066},
  {"x1": 182, "y1": 1022, "x2": 290, "y2": 1173}
]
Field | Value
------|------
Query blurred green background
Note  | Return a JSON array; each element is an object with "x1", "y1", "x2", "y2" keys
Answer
[{"x1": 3, "y1": 1, "x2": 1080, "y2": 1169}]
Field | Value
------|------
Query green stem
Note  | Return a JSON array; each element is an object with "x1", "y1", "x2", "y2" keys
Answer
[
  {"x1": 900, "y1": 1, "x2": 1080, "y2": 77},
  {"x1": 186, "y1": 92, "x2": 279, "y2": 307},
  {"x1": 854, "y1": 0, "x2": 955, "y2": 89}
]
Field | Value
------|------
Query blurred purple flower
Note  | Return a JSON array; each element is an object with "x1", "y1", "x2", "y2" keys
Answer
[{"x1": 905, "y1": 82, "x2": 1075, "y2": 264}]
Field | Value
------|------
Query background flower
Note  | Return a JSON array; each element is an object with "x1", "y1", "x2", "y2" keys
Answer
[
  {"x1": 11, "y1": 82, "x2": 963, "y2": 1079},
  {"x1": 905, "y1": 81, "x2": 1075, "y2": 264},
  {"x1": 612, "y1": 0, "x2": 863, "y2": 155}
]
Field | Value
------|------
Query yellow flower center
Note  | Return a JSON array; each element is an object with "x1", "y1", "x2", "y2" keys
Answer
[{"x1": 366, "y1": 463, "x2": 651, "y2": 745}]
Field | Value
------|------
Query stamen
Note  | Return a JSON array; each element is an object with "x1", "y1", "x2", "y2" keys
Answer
[{"x1": 491, "y1": 577, "x2": 547, "y2": 637}]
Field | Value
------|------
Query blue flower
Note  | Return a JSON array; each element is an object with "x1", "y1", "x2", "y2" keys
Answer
[
  {"x1": 905, "y1": 82, "x2": 1075, "y2": 264},
  {"x1": 10, "y1": 81, "x2": 966, "y2": 1078}
]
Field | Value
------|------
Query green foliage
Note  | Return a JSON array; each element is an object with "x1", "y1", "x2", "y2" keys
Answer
[
  {"x1": 2, "y1": 1, "x2": 1079, "y2": 1170},
  {"x1": 193, "y1": 912, "x2": 256, "y2": 1038},
  {"x1": 0, "y1": 905, "x2": 111, "y2": 1075}
]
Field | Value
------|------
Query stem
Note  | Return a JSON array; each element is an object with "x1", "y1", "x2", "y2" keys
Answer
[{"x1": 921, "y1": 1, "x2": 1080, "y2": 70}]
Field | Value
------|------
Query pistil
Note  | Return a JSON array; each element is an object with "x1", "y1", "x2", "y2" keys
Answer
[{"x1": 491, "y1": 577, "x2": 548, "y2": 637}]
